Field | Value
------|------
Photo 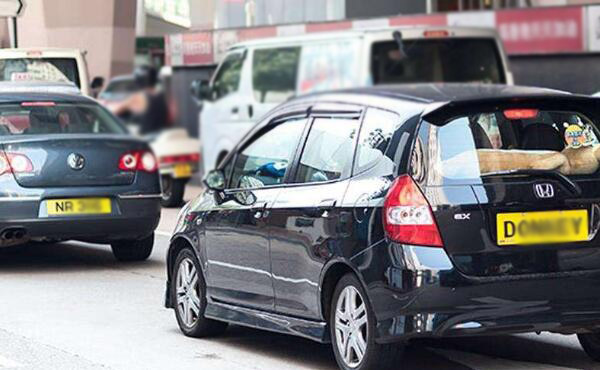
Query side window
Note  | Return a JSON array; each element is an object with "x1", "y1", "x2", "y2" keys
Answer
[
  {"x1": 354, "y1": 108, "x2": 399, "y2": 173},
  {"x1": 295, "y1": 117, "x2": 359, "y2": 184},
  {"x1": 230, "y1": 118, "x2": 306, "y2": 189},
  {"x1": 212, "y1": 51, "x2": 245, "y2": 100},
  {"x1": 252, "y1": 47, "x2": 300, "y2": 103}
]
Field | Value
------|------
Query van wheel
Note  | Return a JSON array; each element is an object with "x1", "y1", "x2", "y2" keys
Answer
[
  {"x1": 172, "y1": 247, "x2": 228, "y2": 337},
  {"x1": 161, "y1": 176, "x2": 185, "y2": 207},
  {"x1": 111, "y1": 233, "x2": 154, "y2": 262},
  {"x1": 330, "y1": 273, "x2": 404, "y2": 370},
  {"x1": 578, "y1": 333, "x2": 600, "y2": 361}
]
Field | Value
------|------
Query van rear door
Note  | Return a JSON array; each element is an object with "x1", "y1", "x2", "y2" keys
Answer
[{"x1": 412, "y1": 97, "x2": 600, "y2": 278}]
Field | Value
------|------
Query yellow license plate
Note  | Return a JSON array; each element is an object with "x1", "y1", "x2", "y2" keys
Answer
[
  {"x1": 497, "y1": 209, "x2": 588, "y2": 246},
  {"x1": 173, "y1": 163, "x2": 192, "y2": 178},
  {"x1": 46, "y1": 198, "x2": 111, "y2": 216}
]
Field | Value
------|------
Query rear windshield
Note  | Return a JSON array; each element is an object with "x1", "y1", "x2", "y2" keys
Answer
[
  {"x1": 414, "y1": 109, "x2": 600, "y2": 185},
  {"x1": 0, "y1": 103, "x2": 127, "y2": 136},
  {"x1": 0, "y1": 58, "x2": 80, "y2": 87},
  {"x1": 372, "y1": 38, "x2": 505, "y2": 84}
]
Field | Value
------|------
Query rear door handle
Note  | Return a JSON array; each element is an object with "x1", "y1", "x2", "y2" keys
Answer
[
  {"x1": 252, "y1": 201, "x2": 268, "y2": 219},
  {"x1": 248, "y1": 105, "x2": 254, "y2": 118},
  {"x1": 317, "y1": 199, "x2": 336, "y2": 218}
]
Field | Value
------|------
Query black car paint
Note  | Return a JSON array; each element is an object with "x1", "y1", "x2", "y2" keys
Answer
[
  {"x1": 166, "y1": 84, "x2": 600, "y2": 344},
  {"x1": 0, "y1": 92, "x2": 161, "y2": 245}
]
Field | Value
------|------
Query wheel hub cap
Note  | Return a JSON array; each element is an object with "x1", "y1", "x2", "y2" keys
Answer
[
  {"x1": 335, "y1": 286, "x2": 368, "y2": 368},
  {"x1": 175, "y1": 258, "x2": 201, "y2": 328}
]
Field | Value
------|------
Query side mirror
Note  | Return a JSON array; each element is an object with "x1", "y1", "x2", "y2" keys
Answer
[
  {"x1": 91, "y1": 76, "x2": 105, "y2": 90},
  {"x1": 204, "y1": 169, "x2": 226, "y2": 191},
  {"x1": 190, "y1": 79, "x2": 212, "y2": 102}
]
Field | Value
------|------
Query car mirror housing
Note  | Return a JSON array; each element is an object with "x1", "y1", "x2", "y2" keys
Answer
[
  {"x1": 204, "y1": 169, "x2": 226, "y2": 191},
  {"x1": 190, "y1": 79, "x2": 212, "y2": 102},
  {"x1": 91, "y1": 76, "x2": 105, "y2": 90}
]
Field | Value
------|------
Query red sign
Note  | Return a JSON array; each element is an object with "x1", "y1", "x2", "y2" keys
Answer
[
  {"x1": 496, "y1": 6, "x2": 584, "y2": 54},
  {"x1": 181, "y1": 32, "x2": 214, "y2": 65},
  {"x1": 306, "y1": 21, "x2": 353, "y2": 33}
]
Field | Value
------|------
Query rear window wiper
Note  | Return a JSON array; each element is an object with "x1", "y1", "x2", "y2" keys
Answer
[{"x1": 481, "y1": 169, "x2": 582, "y2": 196}]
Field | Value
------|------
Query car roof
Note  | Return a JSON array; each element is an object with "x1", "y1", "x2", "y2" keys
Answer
[
  {"x1": 0, "y1": 91, "x2": 95, "y2": 104},
  {"x1": 309, "y1": 83, "x2": 573, "y2": 104},
  {"x1": 232, "y1": 26, "x2": 499, "y2": 49}
]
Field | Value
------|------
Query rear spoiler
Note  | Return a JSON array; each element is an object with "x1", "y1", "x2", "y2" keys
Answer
[{"x1": 422, "y1": 94, "x2": 599, "y2": 126}]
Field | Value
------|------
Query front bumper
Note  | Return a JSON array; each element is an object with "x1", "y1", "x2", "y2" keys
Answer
[
  {"x1": 356, "y1": 243, "x2": 600, "y2": 343},
  {"x1": 0, "y1": 195, "x2": 161, "y2": 243}
]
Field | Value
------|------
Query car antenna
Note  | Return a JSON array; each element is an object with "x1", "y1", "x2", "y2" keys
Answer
[{"x1": 392, "y1": 30, "x2": 407, "y2": 60}]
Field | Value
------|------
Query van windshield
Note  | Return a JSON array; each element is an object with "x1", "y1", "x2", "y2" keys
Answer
[
  {"x1": 372, "y1": 38, "x2": 505, "y2": 84},
  {"x1": 0, "y1": 58, "x2": 80, "y2": 87},
  {"x1": 413, "y1": 109, "x2": 600, "y2": 185}
]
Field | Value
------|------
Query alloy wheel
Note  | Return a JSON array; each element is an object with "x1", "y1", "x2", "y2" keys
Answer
[
  {"x1": 175, "y1": 257, "x2": 201, "y2": 328},
  {"x1": 335, "y1": 286, "x2": 368, "y2": 368}
]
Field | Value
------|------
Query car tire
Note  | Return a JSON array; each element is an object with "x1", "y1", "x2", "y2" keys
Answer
[
  {"x1": 172, "y1": 247, "x2": 228, "y2": 337},
  {"x1": 330, "y1": 273, "x2": 404, "y2": 370},
  {"x1": 578, "y1": 333, "x2": 600, "y2": 361},
  {"x1": 110, "y1": 233, "x2": 154, "y2": 262},
  {"x1": 161, "y1": 176, "x2": 185, "y2": 208}
]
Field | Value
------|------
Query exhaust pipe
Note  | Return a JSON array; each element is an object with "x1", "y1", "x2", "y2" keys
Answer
[{"x1": 1, "y1": 228, "x2": 26, "y2": 240}]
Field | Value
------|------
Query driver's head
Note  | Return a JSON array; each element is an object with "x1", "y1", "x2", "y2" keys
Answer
[{"x1": 133, "y1": 65, "x2": 158, "y2": 89}]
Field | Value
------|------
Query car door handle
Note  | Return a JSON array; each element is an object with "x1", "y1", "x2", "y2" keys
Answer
[
  {"x1": 248, "y1": 105, "x2": 254, "y2": 118},
  {"x1": 317, "y1": 199, "x2": 336, "y2": 218},
  {"x1": 251, "y1": 201, "x2": 268, "y2": 219},
  {"x1": 231, "y1": 107, "x2": 239, "y2": 115}
]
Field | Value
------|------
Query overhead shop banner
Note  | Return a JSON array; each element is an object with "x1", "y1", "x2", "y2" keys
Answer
[
  {"x1": 167, "y1": 31, "x2": 213, "y2": 66},
  {"x1": 496, "y1": 6, "x2": 584, "y2": 54},
  {"x1": 587, "y1": 5, "x2": 600, "y2": 52}
]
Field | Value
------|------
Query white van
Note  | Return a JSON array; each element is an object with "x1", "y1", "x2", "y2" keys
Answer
[
  {"x1": 196, "y1": 26, "x2": 513, "y2": 172},
  {"x1": 0, "y1": 48, "x2": 103, "y2": 96}
]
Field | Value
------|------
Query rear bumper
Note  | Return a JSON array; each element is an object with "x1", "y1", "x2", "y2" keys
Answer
[
  {"x1": 0, "y1": 195, "x2": 160, "y2": 243},
  {"x1": 355, "y1": 243, "x2": 600, "y2": 343}
]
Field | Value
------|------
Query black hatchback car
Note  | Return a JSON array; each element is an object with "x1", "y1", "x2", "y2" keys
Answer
[
  {"x1": 166, "y1": 84, "x2": 600, "y2": 369},
  {"x1": 0, "y1": 90, "x2": 161, "y2": 261}
]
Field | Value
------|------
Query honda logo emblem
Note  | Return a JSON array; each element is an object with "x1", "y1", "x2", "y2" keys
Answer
[{"x1": 534, "y1": 183, "x2": 554, "y2": 199}]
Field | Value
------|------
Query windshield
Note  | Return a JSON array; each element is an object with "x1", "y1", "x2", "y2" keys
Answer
[
  {"x1": 372, "y1": 38, "x2": 505, "y2": 84},
  {"x1": 414, "y1": 109, "x2": 600, "y2": 185},
  {"x1": 0, "y1": 102, "x2": 127, "y2": 136},
  {"x1": 0, "y1": 58, "x2": 80, "y2": 87}
]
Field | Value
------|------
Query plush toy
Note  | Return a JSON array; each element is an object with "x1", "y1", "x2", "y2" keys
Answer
[{"x1": 474, "y1": 123, "x2": 600, "y2": 176}]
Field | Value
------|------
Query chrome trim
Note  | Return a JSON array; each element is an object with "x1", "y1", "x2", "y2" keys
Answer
[
  {"x1": 0, "y1": 196, "x2": 41, "y2": 202},
  {"x1": 118, "y1": 193, "x2": 162, "y2": 200}
]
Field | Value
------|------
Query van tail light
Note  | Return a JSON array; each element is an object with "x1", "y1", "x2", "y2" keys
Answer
[
  {"x1": 383, "y1": 175, "x2": 443, "y2": 247},
  {"x1": 118, "y1": 151, "x2": 157, "y2": 172},
  {"x1": 0, "y1": 152, "x2": 34, "y2": 176}
]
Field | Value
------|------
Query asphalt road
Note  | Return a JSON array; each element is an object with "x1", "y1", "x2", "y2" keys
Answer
[{"x1": 0, "y1": 185, "x2": 599, "y2": 370}]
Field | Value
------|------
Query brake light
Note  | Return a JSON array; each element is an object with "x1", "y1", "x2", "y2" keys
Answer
[
  {"x1": 21, "y1": 102, "x2": 56, "y2": 107},
  {"x1": 118, "y1": 151, "x2": 157, "y2": 172},
  {"x1": 383, "y1": 175, "x2": 443, "y2": 247},
  {"x1": 159, "y1": 153, "x2": 200, "y2": 165},
  {"x1": 423, "y1": 30, "x2": 449, "y2": 38},
  {"x1": 0, "y1": 152, "x2": 34, "y2": 176},
  {"x1": 503, "y1": 109, "x2": 539, "y2": 120}
]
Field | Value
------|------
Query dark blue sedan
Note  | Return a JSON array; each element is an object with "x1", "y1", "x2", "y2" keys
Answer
[{"x1": 0, "y1": 91, "x2": 161, "y2": 261}]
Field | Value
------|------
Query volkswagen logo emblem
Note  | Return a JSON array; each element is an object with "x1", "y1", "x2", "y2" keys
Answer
[
  {"x1": 534, "y1": 183, "x2": 554, "y2": 199},
  {"x1": 67, "y1": 153, "x2": 85, "y2": 171}
]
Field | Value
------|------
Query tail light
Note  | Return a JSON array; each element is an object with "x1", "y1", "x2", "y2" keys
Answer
[
  {"x1": 503, "y1": 109, "x2": 539, "y2": 120},
  {"x1": 0, "y1": 152, "x2": 34, "y2": 176},
  {"x1": 383, "y1": 175, "x2": 443, "y2": 247},
  {"x1": 159, "y1": 153, "x2": 200, "y2": 165},
  {"x1": 118, "y1": 151, "x2": 157, "y2": 172}
]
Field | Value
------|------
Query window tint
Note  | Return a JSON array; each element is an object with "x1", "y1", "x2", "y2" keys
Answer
[
  {"x1": 371, "y1": 39, "x2": 504, "y2": 84},
  {"x1": 355, "y1": 108, "x2": 399, "y2": 173},
  {"x1": 0, "y1": 103, "x2": 127, "y2": 136},
  {"x1": 295, "y1": 117, "x2": 359, "y2": 184},
  {"x1": 212, "y1": 51, "x2": 245, "y2": 100},
  {"x1": 297, "y1": 39, "x2": 362, "y2": 94},
  {"x1": 230, "y1": 118, "x2": 306, "y2": 189},
  {"x1": 420, "y1": 109, "x2": 600, "y2": 185},
  {"x1": 253, "y1": 47, "x2": 300, "y2": 103},
  {"x1": 0, "y1": 58, "x2": 81, "y2": 87}
]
